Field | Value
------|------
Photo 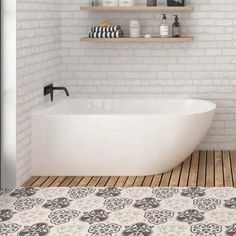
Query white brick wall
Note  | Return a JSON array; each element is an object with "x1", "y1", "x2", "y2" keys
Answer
[
  {"x1": 17, "y1": 0, "x2": 61, "y2": 186},
  {"x1": 17, "y1": 0, "x2": 236, "y2": 185},
  {"x1": 59, "y1": 0, "x2": 236, "y2": 151}
]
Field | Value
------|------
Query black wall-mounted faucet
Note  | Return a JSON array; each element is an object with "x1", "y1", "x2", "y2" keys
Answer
[{"x1": 44, "y1": 84, "x2": 69, "y2": 102}]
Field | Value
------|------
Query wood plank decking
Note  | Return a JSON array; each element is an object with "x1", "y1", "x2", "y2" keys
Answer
[{"x1": 23, "y1": 150, "x2": 236, "y2": 188}]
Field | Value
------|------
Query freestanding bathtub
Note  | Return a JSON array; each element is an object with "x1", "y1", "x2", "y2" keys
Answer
[{"x1": 32, "y1": 99, "x2": 216, "y2": 176}]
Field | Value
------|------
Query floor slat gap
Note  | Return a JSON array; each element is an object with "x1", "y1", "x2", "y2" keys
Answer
[
  {"x1": 221, "y1": 150, "x2": 225, "y2": 187},
  {"x1": 177, "y1": 163, "x2": 183, "y2": 187},
  {"x1": 229, "y1": 151, "x2": 236, "y2": 187},
  {"x1": 187, "y1": 154, "x2": 193, "y2": 187}
]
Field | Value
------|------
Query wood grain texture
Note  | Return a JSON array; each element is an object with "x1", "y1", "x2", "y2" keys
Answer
[
  {"x1": 105, "y1": 177, "x2": 119, "y2": 187},
  {"x1": 96, "y1": 177, "x2": 110, "y2": 187},
  {"x1": 22, "y1": 176, "x2": 39, "y2": 187},
  {"x1": 223, "y1": 151, "x2": 233, "y2": 187},
  {"x1": 169, "y1": 164, "x2": 182, "y2": 187},
  {"x1": 50, "y1": 177, "x2": 66, "y2": 187},
  {"x1": 23, "y1": 151, "x2": 235, "y2": 188},
  {"x1": 206, "y1": 151, "x2": 214, "y2": 187},
  {"x1": 159, "y1": 171, "x2": 172, "y2": 187},
  {"x1": 31, "y1": 177, "x2": 49, "y2": 187},
  {"x1": 133, "y1": 176, "x2": 145, "y2": 187},
  {"x1": 81, "y1": 37, "x2": 194, "y2": 43},
  {"x1": 124, "y1": 176, "x2": 136, "y2": 187},
  {"x1": 59, "y1": 177, "x2": 75, "y2": 187},
  {"x1": 188, "y1": 151, "x2": 199, "y2": 187},
  {"x1": 68, "y1": 176, "x2": 83, "y2": 187},
  {"x1": 151, "y1": 174, "x2": 162, "y2": 187},
  {"x1": 197, "y1": 151, "x2": 206, "y2": 187},
  {"x1": 142, "y1": 176, "x2": 154, "y2": 187},
  {"x1": 214, "y1": 151, "x2": 224, "y2": 187},
  {"x1": 41, "y1": 177, "x2": 57, "y2": 188},
  {"x1": 115, "y1": 177, "x2": 128, "y2": 187},
  {"x1": 179, "y1": 156, "x2": 191, "y2": 187},
  {"x1": 78, "y1": 177, "x2": 93, "y2": 187},
  {"x1": 87, "y1": 176, "x2": 101, "y2": 187}
]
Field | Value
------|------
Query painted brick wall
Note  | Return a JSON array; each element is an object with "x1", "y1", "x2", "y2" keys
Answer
[
  {"x1": 60, "y1": 0, "x2": 236, "y2": 150},
  {"x1": 16, "y1": 0, "x2": 236, "y2": 185},
  {"x1": 17, "y1": 0, "x2": 61, "y2": 186}
]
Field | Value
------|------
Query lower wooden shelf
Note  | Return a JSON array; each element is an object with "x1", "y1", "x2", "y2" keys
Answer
[
  {"x1": 80, "y1": 36, "x2": 194, "y2": 43},
  {"x1": 80, "y1": 5, "x2": 194, "y2": 12}
]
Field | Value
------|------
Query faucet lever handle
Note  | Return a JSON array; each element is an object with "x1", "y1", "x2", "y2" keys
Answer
[{"x1": 44, "y1": 84, "x2": 54, "y2": 101}]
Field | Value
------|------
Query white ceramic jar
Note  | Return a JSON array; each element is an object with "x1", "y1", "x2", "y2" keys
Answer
[
  {"x1": 129, "y1": 20, "x2": 140, "y2": 38},
  {"x1": 103, "y1": 0, "x2": 118, "y2": 7},
  {"x1": 119, "y1": 0, "x2": 135, "y2": 7}
]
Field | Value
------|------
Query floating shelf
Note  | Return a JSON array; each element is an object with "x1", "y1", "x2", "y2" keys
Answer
[
  {"x1": 80, "y1": 36, "x2": 194, "y2": 43},
  {"x1": 80, "y1": 5, "x2": 194, "y2": 12}
]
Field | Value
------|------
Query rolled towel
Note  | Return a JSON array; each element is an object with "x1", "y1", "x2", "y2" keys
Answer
[
  {"x1": 89, "y1": 30, "x2": 124, "y2": 38},
  {"x1": 91, "y1": 25, "x2": 121, "y2": 33}
]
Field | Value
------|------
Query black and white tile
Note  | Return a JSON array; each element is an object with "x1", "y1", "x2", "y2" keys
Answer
[{"x1": 0, "y1": 187, "x2": 236, "y2": 235}]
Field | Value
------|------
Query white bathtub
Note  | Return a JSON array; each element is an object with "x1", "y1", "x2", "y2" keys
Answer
[{"x1": 32, "y1": 99, "x2": 216, "y2": 176}]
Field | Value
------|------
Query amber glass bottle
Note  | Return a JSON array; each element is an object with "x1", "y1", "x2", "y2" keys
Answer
[{"x1": 172, "y1": 15, "x2": 181, "y2": 37}]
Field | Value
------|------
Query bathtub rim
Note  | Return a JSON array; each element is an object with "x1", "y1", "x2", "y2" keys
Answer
[{"x1": 32, "y1": 98, "x2": 216, "y2": 116}]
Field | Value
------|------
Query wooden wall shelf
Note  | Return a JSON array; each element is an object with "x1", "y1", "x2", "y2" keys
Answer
[
  {"x1": 80, "y1": 5, "x2": 194, "y2": 12},
  {"x1": 80, "y1": 36, "x2": 194, "y2": 43}
]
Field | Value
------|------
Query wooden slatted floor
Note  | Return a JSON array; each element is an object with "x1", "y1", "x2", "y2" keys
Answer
[{"x1": 23, "y1": 150, "x2": 236, "y2": 188}]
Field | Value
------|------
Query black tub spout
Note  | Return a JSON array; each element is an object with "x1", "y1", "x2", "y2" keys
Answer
[{"x1": 44, "y1": 84, "x2": 70, "y2": 102}]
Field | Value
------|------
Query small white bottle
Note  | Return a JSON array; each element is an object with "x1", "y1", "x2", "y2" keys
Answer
[
  {"x1": 119, "y1": 0, "x2": 135, "y2": 7},
  {"x1": 160, "y1": 14, "x2": 169, "y2": 38},
  {"x1": 103, "y1": 0, "x2": 118, "y2": 7},
  {"x1": 130, "y1": 20, "x2": 140, "y2": 38}
]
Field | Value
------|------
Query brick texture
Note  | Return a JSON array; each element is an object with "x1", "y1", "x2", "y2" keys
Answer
[
  {"x1": 17, "y1": 0, "x2": 61, "y2": 185},
  {"x1": 17, "y1": 0, "x2": 236, "y2": 185},
  {"x1": 59, "y1": 0, "x2": 236, "y2": 150}
]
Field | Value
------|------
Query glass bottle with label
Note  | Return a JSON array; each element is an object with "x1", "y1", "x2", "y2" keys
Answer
[
  {"x1": 172, "y1": 15, "x2": 181, "y2": 37},
  {"x1": 119, "y1": 0, "x2": 135, "y2": 7},
  {"x1": 160, "y1": 14, "x2": 169, "y2": 38}
]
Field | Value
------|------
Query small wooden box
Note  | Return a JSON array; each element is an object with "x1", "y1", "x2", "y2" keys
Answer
[{"x1": 167, "y1": 0, "x2": 184, "y2": 6}]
